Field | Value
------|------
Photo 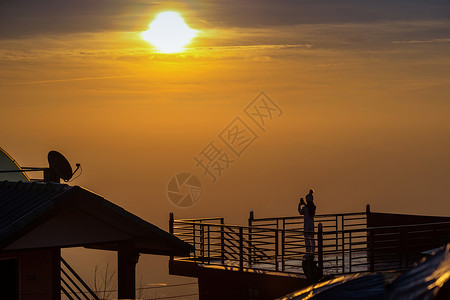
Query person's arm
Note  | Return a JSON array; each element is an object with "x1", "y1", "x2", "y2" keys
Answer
[
  {"x1": 298, "y1": 198, "x2": 305, "y2": 215},
  {"x1": 299, "y1": 203, "x2": 305, "y2": 215}
]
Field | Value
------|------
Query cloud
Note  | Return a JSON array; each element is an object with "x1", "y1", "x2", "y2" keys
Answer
[
  {"x1": 392, "y1": 38, "x2": 450, "y2": 44},
  {"x1": 192, "y1": 44, "x2": 312, "y2": 52},
  {"x1": 0, "y1": 75, "x2": 136, "y2": 86},
  {"x1": 0, "y1": 0, "x2": 154, "y2": 38},
  {"x1": 2, "y1": 19, "x2": 450, "y2": 65},
  {"x1": 1, "y1": 0, "x2": 450, "y2": 38},
  {"x1": 0, "y1": 42, "x2": 313, "y2": 66}
]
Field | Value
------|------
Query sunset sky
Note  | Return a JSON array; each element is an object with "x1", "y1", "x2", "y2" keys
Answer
[{"x1": 1, "y1": 0, "x2": 450, "y2": 297}]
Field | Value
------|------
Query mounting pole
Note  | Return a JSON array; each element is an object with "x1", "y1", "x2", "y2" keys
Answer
[
  {"x1": 169, "y1": 212, "x2": 174, "y2": 261},
  {"x1": 43, "y1": 168, "x2": 60, "y2": 183},
  {"x1": 118, "y1": 241, "x2": 138, "y2": 299},
  {"x1": 248, "y1": 211, "x2": 254, "y2": 265}
]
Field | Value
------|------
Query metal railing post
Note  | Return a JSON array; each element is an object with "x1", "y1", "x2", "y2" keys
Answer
[
  {"x1": 282, "y1": 219, "x2": 286, "y2": 271},
  {"x1": 169, "y1": 212, "x2": 174, "y2": 234},
  {"x1": 369, "y1": 228, "x2": 375, "y2": 272},
  {"x1": 341, "y1": 227, "x2": 345, "y2": 273},
  {"x1": 281, "y1": 229, "x2": 285, "y2": 272},
  {"x1": 248, "y1": 211, "x2": 254, "y2": 265},
  {"x1": 335, "y1": 215, "x2": 339, "y2": 268},
  {"x1": 335, "y1": 215, "x2": 339, "y2": 250},
  {"x1": 349, "y1": 231, "x2": 352, "y2": 273},
  {"x1": 169, "y1": 213, "x2": 174, "y2": 261},
  {"x1": 318, "y1": 223, "x2": 324, "y2": 278},
  {"x1": 207, "y1": 224, "x2": 211, "y2": 264},
  {"x1": 193, "y1": 223, "x2": 197, "y2": 259},
  {"x1": 200, "y1": 225, "x2": 205, "y2": 258},
  {"x1": 341, "y1": 214, "x2": 345, "y2": 273},
  {"x1": 275, "y1": 229, "x2": 279, "y2": 271},
  {"x1": 221, "y1": 218, "x2": 225, "y2": 264},
  {"x1": 239, "y1": 227, "x2": 244, "y2": 271}
]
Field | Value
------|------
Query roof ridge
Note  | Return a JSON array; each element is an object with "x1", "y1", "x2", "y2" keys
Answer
[{"x1": 0, "y1": 180, "x2": 70, "y2": 193}]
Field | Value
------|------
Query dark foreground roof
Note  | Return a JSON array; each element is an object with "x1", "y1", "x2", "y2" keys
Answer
[
  {"x1": 278, "y1": 244, "x2": 450, "y2": 300},
  {"x1": 0, "y1": 180, "x2": 192, "y2": 256}
]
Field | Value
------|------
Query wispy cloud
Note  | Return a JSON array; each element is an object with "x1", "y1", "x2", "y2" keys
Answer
[
  {"x1": 392, "y1": 38, "x2": 450, "y2": 44},
  {"x1": 1, "y1": 75, "x2": 136, "y2": 86},
  {"x1": 193, "y1": 44, "x2": 312, "y2": 51},
  {"x1": 0, "y1": 37, "x2": 313, "y2": 62}
]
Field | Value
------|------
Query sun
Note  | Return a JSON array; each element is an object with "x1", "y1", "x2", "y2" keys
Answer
[{"x1": 141, "y1": 11, "x2": 198, "y2": 53}]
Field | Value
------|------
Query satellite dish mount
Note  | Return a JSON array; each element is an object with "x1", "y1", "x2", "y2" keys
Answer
[{"x1": 0, "y1": 150, "x2": 80, "y2": 183}]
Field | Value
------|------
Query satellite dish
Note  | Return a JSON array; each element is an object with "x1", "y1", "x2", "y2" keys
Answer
[
  {"x1": 0, "y1": 147, "x2": 30, "y2": 182},
  {"x1": 0, "y1": 148, "x2": 80, "y2": 183},
  {"x1": 48, "y1": 151, "x2": 73, "y2": 181}
]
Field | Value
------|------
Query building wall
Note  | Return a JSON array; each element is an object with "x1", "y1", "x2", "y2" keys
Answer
[
  {"x1": 367, "y1": 212, "x2": 450, "y2": 228},
  {"x1": 367, "y1": 212, "x2": 450, "y2": 268},
  {"x1": 4, "y1": 207, "x2": 129, "y2": 251},
  {"x1": 197, "y1": 267, "x2": 306, "y2": 300},
  {"x1": 0, "y1": 248, "x2": 60, "y2": 300}
]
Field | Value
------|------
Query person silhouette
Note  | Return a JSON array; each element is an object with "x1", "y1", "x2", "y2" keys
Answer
[
  {"x1": 298, "y1": 189, "x2": 316, "y2": 259},
  {"x1": 306, "y1": 189, "x2": 314, "y2": 204}
]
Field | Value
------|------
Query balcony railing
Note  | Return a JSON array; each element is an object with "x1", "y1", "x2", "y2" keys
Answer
[
  {"x1": 61, "y1": 257, "x2": 99, "y2": 300},
  {"x1": 170, "y1": 210, "x2": 450, "y2": 277}
]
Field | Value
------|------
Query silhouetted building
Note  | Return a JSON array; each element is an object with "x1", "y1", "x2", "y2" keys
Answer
[
  {"x1": 0, "y1": 180, "x2": 192, "y2": 300},
  {"x1": 169, "y1": 207, "x2": 450, "y2": 300}
]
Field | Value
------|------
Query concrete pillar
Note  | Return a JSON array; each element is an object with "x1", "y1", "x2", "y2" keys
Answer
[
  {"x1": 118, "y1": 241, "x2": 138, "y2": 299},
  {"x1": 52, "y1": 248, "x2": 61, "y2": 300}
]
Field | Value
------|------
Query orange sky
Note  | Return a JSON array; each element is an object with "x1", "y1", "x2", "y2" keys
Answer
[{"x1": 1, "y1": 1, "x2": 450, "y2": 298}]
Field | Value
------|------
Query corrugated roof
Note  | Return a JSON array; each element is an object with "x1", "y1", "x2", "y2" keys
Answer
[
  {"x1": 0, "y1": 180, "x2": 192, "y2": 256},
  {"x1": 0, "y1": 181, "x2": 70, "y2": 243}
]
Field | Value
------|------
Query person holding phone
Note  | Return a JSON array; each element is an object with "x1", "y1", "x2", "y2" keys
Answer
[{"x1": 298, "y1": 189, "x2": 316, "y2": 258}]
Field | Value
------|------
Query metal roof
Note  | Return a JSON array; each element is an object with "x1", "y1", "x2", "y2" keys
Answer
[{"x1": 0, "y1": 180, "x2": 192, "y2": 256}]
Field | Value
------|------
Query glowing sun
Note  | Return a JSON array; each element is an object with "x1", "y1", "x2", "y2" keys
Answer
[{"x1": 141, "y1": 11, "x2": 198, "y2": 53}]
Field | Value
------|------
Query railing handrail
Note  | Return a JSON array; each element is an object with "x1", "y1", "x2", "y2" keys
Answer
[
  {"x1": 174, "y1": 220, "x2": 313, "y2": 234},
  {"x1": 174, "y1": 212, "x2": 368, "y2": 225},
  {"x1": 322, "y1": 220, "x2": 450, "y2": 236},
  {"x1": 174, "y1": 220, "x2": 265, "y2": 231},
  {"x1": 176, "y1": 217, "x2": 224, "y2": 222},
  {"x1": 61, "y1": 257, "x2": 99, "y2": 300},
  {"x1": 251, "y1": 212, "x2": 367, "y2": 222}
]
